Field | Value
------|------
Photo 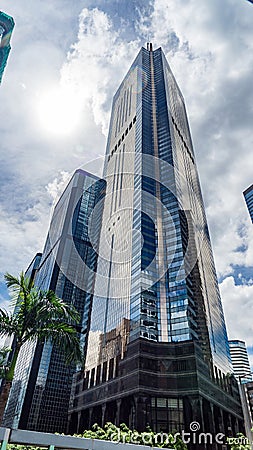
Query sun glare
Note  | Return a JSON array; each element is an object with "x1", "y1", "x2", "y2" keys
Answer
[{"x1": 36, "y1": 85, "x2": 82, "y2": 136}]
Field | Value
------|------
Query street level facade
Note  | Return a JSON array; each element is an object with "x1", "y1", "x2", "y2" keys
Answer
[{"x1": 68, "y1": 45, "x2": 244, "y2": 444}]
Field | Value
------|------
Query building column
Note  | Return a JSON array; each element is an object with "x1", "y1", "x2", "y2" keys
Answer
[
  {"x1": 116, "y1": 399, "x2": 122, "y2": 427},
  {"x1": 77, "y1": 412, "x2": 81, "y2": 433},
  {"x1": 209, "y1": 403, "x2": 215, "y2": 435},
  {"x1": 190, "y1": 397, "x2": 204, "y2": 432},
  {"x1": 227, "y1": 413, "x2": 233, "y2": 438},
  {"x1": 130, "y1": 397, "x2": 137, "y2": 430},
  {"x1": 88, "y1": 408, "x2": 93, "y2": 429},
  {"x1": 199, "y1": 398, "x2": 205, "y2": 432},
  {"x1": 234, "y1": 417, "x2": 239, "y2": 435},
  {"x1": 102, "y1": 404, "x2": 106, "y2": 427},
  {"x1": 218, "y1": 407, "x2": 224, "y2": 435}
]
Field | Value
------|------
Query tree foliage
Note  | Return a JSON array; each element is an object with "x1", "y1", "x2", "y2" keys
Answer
[
  {"x1": 0, "y1": 346, "x2": 11, "y2": 378},
  {"x1": 0, "y1": 272, "x2": 83, "y2": 383},
  {"x1": 227, "y1": 433, "x2": 252, "y2": 449},
  {"x1": 74, "y1": 422, "x2": 187, "y2": 449}
]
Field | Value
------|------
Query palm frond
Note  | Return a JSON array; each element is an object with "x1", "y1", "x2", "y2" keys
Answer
[
  {"x1": 35, "y1": 322, "x2": 83, "y2": 365},
  {"x1": 4, "y1": 272, "x2": 33, "y2": 307},
  {"x1": 0, "y1": 309, "x2": 17, "y2": 338},
  {"x1": 3, "y1": 271, "x2": 82, "y2": 365},
  {"x1": 37, "y1": 290, "x2": 80, "y2": 323}
]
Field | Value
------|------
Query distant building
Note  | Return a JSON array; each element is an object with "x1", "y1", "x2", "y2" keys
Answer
[
  {"x1": 0, "y1": 11, "x2": 14, "y2": 83},
  {"x1": 243, "y1": 184, "x2": 253, "y2": 224},
  {"x1": 229, "y1": 340, "x2": 253, "y2": 442},
  {"x1": 3, "y1": 169, "x2": 105, "y2": 433},
  {"x1": 229, "y1": 340, "x2": 252, "y2": 383}
]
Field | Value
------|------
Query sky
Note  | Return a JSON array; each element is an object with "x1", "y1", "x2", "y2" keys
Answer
[{"x1": 0, "y1": 0, "x2": 253, "y2": 367}]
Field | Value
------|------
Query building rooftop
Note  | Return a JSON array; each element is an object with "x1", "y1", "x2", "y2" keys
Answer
[{"x1": 243, "y1": 184, "x2": 253, "y2": 196}]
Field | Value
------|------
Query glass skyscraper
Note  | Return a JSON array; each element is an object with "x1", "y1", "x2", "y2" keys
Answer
[
  {"x1": 0, "y1": 11, "x2": 14, "y2": 83},
  {"x1": 69, "y1": 45, "x2": 243, "y2": 439},
  {"x1": 3, "y1": 169, "x2": 105, "y2": 432},
  {"x1": 243, "y1": 184, "x2": 253, "y2": 223}
]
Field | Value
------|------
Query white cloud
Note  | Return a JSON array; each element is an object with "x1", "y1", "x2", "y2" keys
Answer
[
  {"x1": 60, "y1": 8, "x2": 141, "y2": 135},
  {"x1": 0, "y1": 190, "x2": 51, "y2": 278},
  {"x1": 46, "y1": 171, "x2": 71, "y2": 202}
]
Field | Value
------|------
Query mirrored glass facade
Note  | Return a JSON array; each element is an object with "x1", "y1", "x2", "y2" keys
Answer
[
  {"x1": 84, "y1": 44, "x2": 232, "y2": 384},
  {"x1": 3, "y1": 169, "x2": 105, "y2": 432},
  {"x1": 69, "y1": 46, "x2": 243, "y2": 437}
]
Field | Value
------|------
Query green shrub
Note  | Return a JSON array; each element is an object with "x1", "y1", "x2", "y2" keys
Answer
[
  {"x1": 75, "y1": 422, "x2": 187, "y2": 449},
  {"x1": 5, "y1": 422, "x2": 187, "y2": 450},
  {"x1": 227, "y1": 433, "x2": 252, "y2": 449}
]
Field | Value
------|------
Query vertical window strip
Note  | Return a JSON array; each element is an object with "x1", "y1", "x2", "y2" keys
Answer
[
  {"x1": 119, "y1": 144, "x2": 125, "y2": 207},
  {"x1": 115, "y1": 104, "x2": 120, "y2": 137},
  {"x1": 122, "y1": 90, "x2": 126, "y2": 128},
  {"x1": 110, "y1": 154, "x2": 118, "y2": 217},
  {"x1": 129, "y1": 85, "x2": 132, "y2": 116},
  {"x1": 118, "y1": 98, "x2": 123, "y2": 134},
  {"x1": 103, "y1": 233, "x2": 114, "y2": 344},
  {"x1": 125, "y1": 88, "x2": 129, "y2": 122},
  {"x1": 114, "y1": 146, "x2": 122, "y2": 212}
]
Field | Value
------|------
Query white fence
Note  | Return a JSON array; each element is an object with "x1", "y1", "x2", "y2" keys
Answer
[{"x1": 0, "y1": 427, "x2": 173, "y2": 450}]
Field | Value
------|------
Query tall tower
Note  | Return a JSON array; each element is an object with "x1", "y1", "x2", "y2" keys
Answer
[
  {"x1": 0, "y1": 11, "x2": 14, "y2": 83},
  {"x1": 3, "y1": 169, "x2": 105, "y2": 433},
  {"x1": 69, "y1": 46, "x2": 243, "y2": 439}
]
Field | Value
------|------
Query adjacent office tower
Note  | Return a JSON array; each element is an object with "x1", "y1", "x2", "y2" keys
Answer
[
  {"x1": 229, "y1": 340, "x2": 253, "y2": 443},
  {"x1": 69, "y1": 45, "x2": 243, "y2": 438},
  {"x1": 243, "y1": 184, "x2": 253, "y2": 223},
  {"x1": 229, "y1": 340, "x2": 252, "y2": 384},
  {"x1": 0, "y1": 11, "x2": 14, "y2": 83},
  {"x1": 3, "y1": 169, "x2": 105, "y2": 433}
]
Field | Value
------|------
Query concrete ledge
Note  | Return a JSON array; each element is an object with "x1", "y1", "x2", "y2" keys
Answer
[
  {"x1": 10, "y1": 429, "x2": 92, "y2": 449},
  {"x1": 0, "y1": 427, "x2": 173, "y2": 450}
]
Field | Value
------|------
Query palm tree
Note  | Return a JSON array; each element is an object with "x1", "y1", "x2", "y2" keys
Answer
[
  {"x1": 0, "y1": 346, "x2": 11, "y2": 379},
  {"x1": 0, "y1": 271, "x2": 83, "y2": 423}
]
